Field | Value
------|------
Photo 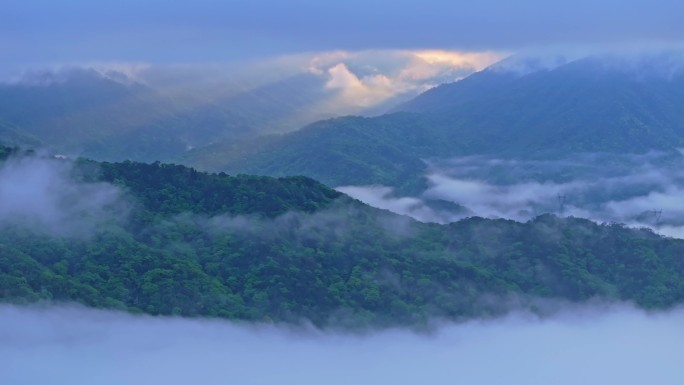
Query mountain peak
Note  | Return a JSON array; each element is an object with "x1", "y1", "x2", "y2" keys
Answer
[
  {"x1": 487, "y1": 54, "x2": 570, "y2": 76},
  {"x1": 488, "y1": 51, "x2": 684, "y2": 80}
]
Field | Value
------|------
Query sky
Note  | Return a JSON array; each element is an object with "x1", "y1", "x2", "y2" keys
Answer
[
  {"x1": 3, "y1": 0, "x2": 684, "y2": 68},
  {"x1": 4, "y1": 0, "x2": 684, "y2": 112}
]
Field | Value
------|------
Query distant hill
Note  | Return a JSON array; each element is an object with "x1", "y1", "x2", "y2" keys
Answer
[
  {"x1": 0, "y1": 69, "x2": 365, "y2": 163},
  {"x1": 397, "y1": 53, "x2": 684, "y2": 154},
  {"x1": 0, "y1": 68, "x2": 258, "y2": 162},
  {"x1": 0, "y1": 66, "x2": 428, "y2": 164},
  {"x1": 184, "y1": 53, "x2": 684, "y2": 191}
]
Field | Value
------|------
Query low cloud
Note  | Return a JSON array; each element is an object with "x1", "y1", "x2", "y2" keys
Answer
[
  {"x1": 337, "y1": 185, "x2": 437, "y2": 219},
  {"x1": 156, "y1": 199, "x2": 418, "y2": 244},
  {"x1": 1, "y1": 304, "x2": 683, "y2": 385},
  {"x1": 162, "y1": 205, "x2": 358, "y2": 242},
  {"x1": 324, "y1": 63, "x2": 396, "y2": 108},
  {"x1": 340, "y1": 152, "x2": 684, "y2": 237},
  {"x1": 424, "y1": 174, "x2": 577, "y2": 219},
  {"x1": 0, "y1": 155, "x2": 128, "y2": 237}
]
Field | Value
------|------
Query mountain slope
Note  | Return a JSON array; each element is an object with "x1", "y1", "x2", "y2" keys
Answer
[
  {"x1": 184, "y1": 53, "x2": 684, "y2": 190},
  {"x1": 398, "y1": 54, "x2": 684, "y2": 154},
  {"x1": 2, "y1": 148, "x2": 684, "y2": 328},
  {"x1": 0, "y1": 69, "x2": 255, "y2": 161},
  {"x1": 181, "y1": 113, "x2": 445, "y2": 192},
  {"x1": 215, "y1": 73, "x2": 335, "y2": 132}
]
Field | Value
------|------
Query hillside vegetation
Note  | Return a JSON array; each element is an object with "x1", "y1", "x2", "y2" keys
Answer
[{"x1": 2, "y1": 148, "x2": 684, "y2": 328}]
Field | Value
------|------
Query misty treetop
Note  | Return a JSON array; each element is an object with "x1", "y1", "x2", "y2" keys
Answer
[{"x1": 2, "y1": 148, "x2": 684, "y2": 328}]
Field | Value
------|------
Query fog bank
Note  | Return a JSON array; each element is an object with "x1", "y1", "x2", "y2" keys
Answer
[
  {"x1": 0, "y1": 156, "x2": 127, "y2": 237},
  {"x1": 2, "y1": 304, "x2": 683, "y2": 385},
  {"x1": 340, "y1": 152, "x2": 684, "y2": 238}
]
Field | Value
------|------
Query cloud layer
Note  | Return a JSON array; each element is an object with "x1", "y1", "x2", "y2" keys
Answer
[
  {"x1": 339, "y1": 152, "x2": 684, "y2": 238},
  {"x1": 2, "y1": 304, "x2": 683, "y2": 385}
]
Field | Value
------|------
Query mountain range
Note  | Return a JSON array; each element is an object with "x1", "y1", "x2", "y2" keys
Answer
[
  {"x1": 0, "y1": 68, "x2": 368, "y2": 162},
  {"x1": 0, "y1": 68, "x2": 253, "y2": 161},
  {"x1": 8, "y1": 53, "x2": 684, "y2": 192},
  {"x1": 4, "y1": 53, "x2": 684, "y2": 327},
  {"x1": 182, "y1": 53, "x2": 684, "y2": 192}
]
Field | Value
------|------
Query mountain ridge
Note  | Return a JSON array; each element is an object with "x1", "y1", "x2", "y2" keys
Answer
[
  {"x1": 183, "y1": 53, "x2": 684, "y2": 191},
  {"x1": 2, "y1": 146, "x2": 684, "y2": 328}
]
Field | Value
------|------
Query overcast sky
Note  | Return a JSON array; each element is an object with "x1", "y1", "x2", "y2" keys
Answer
[{"x1": 4, "y1": 0, "x2": 684, "y2": 68}]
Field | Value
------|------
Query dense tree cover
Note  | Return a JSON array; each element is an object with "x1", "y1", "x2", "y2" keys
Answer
[
  {"x1": 2, "y1": 152, "x2": 684, "y2": 328},
  {"x1": 89, "y1": 160, "x2": 343, "y2": 218},
  {"x1": 181, "y1": 114, "x2": 437, "y2": 193}
]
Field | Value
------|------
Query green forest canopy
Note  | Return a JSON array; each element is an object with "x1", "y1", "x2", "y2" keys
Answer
[{"x1": 1, "y1": 147, "x2": 683, "y2": 329}]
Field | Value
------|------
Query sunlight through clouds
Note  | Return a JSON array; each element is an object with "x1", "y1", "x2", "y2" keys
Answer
[{"x1": 306, "y1": 49, "x2": 505, "y2": 110}]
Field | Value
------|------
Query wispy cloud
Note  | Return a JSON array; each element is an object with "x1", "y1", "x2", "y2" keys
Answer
[
  {"x1": 339, "y1": 152, "x2": 684, "y2": 237},
  {"x1": 0, "y1": 155, "x2": 128, "y2": 237},
  {"x1": 337, "y1": 185, "x2": 459, "y2": 223}
]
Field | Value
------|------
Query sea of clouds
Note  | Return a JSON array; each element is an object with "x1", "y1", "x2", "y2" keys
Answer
[
  {"x1": 339, "y1": 151, "x2": 684, "y2": 238},
  {"x1": 1, "y1": 304, "x2": 683, "y2": 385}
]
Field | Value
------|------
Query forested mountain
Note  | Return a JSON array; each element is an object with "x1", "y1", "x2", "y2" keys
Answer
[
  {"x1": 2, "y1": 147, "x2": 684, "y2": 329},
  {"x1": 183, "y1": 53, "x2": 684, "y2": 191},
  {"x1": 397, "y1": 53, "x2": 684, "y2": 152},
  {"x1": 181, "y1": 113, "x2": 437, "y2": 192}
]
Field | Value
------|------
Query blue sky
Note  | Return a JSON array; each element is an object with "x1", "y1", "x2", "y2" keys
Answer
[{"x1": 3, "y1": 0, "x2": 684, "y2": 68}]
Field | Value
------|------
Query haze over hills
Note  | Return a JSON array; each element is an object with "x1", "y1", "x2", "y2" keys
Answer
[
  {"x1": 0, "y1": 68, "x2": 255, "y2": 161},
  {"x1": 0, "y1": 50, "x2": 493, "y2": 163},
  {"x1": 0, "y1": 67, "x2": 351, "y2": 162},
  {"x1": 183, "y1": 52, "x2": 684, "y2": 194}
]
